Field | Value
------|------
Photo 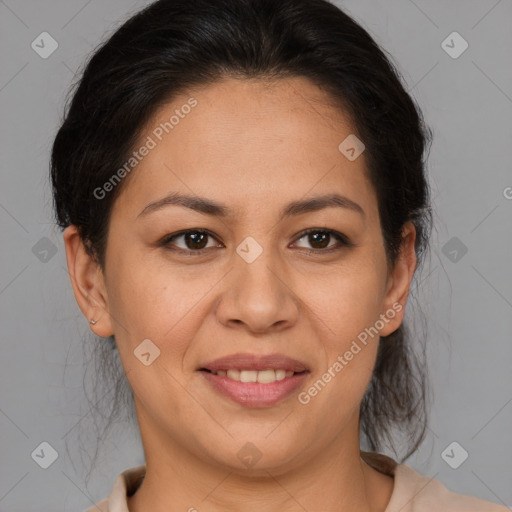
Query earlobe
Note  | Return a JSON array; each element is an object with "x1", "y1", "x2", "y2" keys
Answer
[
  {"x1": 379, "y1": 222, "x2": 417, "y2": 337},
  {"x1": 63, "y1": 225, "x2": 114, "y2": 338}
]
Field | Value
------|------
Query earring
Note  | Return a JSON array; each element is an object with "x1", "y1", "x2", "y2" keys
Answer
[{"x1": 89, "y1": 319, "x2": 98, "y2": 325}]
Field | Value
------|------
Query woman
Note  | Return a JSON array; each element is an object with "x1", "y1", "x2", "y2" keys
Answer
[{"x1": 50, "y1": 0, "x2": 507, "y2": 510}]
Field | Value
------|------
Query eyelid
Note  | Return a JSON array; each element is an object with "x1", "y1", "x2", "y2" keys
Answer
[
  {"x1": 159, "y1": 227, "x2": 353, "y2": 255},
  {"x1": 292, "y1": 227, "x2": 353, "y2": 249},
  {"x1": 159, "y1": 229, "x2": 221, "y2": 252},
  {"x1": 295, "y1": 228, "x2": 352, "y2": 245}
]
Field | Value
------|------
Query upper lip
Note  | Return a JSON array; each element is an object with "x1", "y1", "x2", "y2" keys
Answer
[{"x1": 199, "y1": 353, "x2": 309, "y2": 373}]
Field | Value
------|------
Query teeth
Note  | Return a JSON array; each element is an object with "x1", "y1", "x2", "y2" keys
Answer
[
  {"x1": 240, "y1": 370, "x2": 257, "y2": 383},
  {"x1": 214, "y1": 369, "x2": 296, "y2": 383},
  {"x1": 227, "y1": 369, "x2": 240, "y2": 380},
  {"x1": 257, "y1": 370, "x2": 275, "y2": 383}
]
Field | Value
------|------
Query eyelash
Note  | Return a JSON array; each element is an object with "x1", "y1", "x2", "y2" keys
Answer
[{"x1": 159, "y1": 228, "x2": 354, "y2": 256}]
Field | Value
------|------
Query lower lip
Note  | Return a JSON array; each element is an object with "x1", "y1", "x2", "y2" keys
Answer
[{"x1": 199, "y1": 371, "x2": 309, "y2": 407}]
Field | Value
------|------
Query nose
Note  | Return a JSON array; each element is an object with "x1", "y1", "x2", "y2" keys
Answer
[{"x1": 214, "y1": 244, "x2": 300, "y2": 335}]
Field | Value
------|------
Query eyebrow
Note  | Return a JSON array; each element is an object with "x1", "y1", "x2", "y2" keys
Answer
[{"x1": 137, "y1": 192, "x2": 365, "y2": 220}]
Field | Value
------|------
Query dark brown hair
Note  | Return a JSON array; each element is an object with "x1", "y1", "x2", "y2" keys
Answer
[{"x1": 51, "y1": 0, "x2": 433, "y2": 478}]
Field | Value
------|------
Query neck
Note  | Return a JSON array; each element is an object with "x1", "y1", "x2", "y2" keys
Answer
[{"x1": 127, "y1": 410, "x2": 394, "y2": 512}]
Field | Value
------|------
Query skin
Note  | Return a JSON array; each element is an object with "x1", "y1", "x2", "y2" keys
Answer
[{"x1": 64, "y1": 76, "x2": 417, "y2": 512}]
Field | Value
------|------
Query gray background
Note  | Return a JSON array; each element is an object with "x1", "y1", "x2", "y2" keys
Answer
[{"x1": 1, "y1": 0, "x2": 511, "y2": 510}]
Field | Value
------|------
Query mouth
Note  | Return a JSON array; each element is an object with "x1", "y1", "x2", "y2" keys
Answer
[
  {"x1": 197, "y1": 353, "x2": 310, "y2": 407},
  {"x1": 199, "y1": 368, "x2": 304, "y2": 383}
]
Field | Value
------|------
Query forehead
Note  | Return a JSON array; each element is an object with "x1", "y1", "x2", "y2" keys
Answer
[{"x1": 113, "y1": 76, "x2": 377, "y2": 221}]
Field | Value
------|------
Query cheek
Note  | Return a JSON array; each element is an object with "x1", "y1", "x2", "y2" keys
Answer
[
  {"x1": 105, "y1": 254, "x2": 216, "y2": 353},
  {"x1": 309, "y1": 258, "x2": 385, "y2": 341},
  {"x1": 301, "y1": 258, "x2": 384, "y2": 399},
  {"x1": 105, "y1": 259, "x2": 206, "y2": 412}
]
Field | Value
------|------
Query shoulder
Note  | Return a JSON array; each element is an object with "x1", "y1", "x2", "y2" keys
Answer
[
  {"x1": 85, "y1": 458, "x2": 508, "y2": 512},
  {"x1": 387, "y1": 463, "x2": 509, "y2": 512},
  {"x1": 84, "y1": 497, "x2": 108, "y2": 512},
  {"x1": 85, "y1": 465, "x2": 146, "y2": 512},
  {"x1": 361, "y1": 451, "x2": 508, "y2": 512}
]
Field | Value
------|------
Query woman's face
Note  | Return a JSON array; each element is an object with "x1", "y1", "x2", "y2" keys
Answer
[{"x1": 67, "y1": 76, "x2": 416, "y2": 473}]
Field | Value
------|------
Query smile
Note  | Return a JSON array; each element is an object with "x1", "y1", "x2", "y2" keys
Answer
[
  {"x1": 199, "y1": 368, "x2": 309, "y2": 407},
  {"x1": 204, "y1": 368, "x2": 296, "y2": 383}
]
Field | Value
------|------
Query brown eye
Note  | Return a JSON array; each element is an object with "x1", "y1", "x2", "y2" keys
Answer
[
  {"x1": 160, "y1": 229, "x2": 221, "y2": 254},
  {"x1": 307, "y1": 231, "x2": 331, "y2": 249},
  {"x1": 293, "y1": 229, "x2": 353, "y2": 253},
  {"x1": 181, "y1": 231, "x2": 209, "y2": 250}
]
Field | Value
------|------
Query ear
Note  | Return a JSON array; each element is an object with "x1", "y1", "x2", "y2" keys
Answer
[
  {"x1": 63, "y1": 225, "x2": 114, "y2": 338},
  {"x1": 378, "y1": 221, "x2": 417, "y2": 337}
]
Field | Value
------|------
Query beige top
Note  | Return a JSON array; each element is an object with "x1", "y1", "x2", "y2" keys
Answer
[{"x1": 86, "y1": 452, "x2": 508, "y2": 511}]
